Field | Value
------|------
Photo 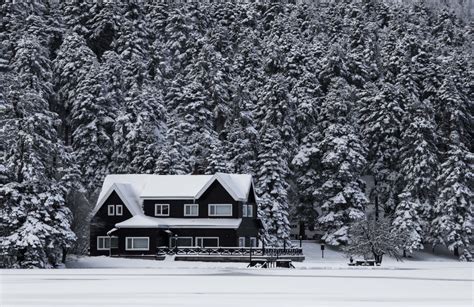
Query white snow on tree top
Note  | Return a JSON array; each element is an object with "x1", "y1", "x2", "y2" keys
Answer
[
  {"x1": 92, "y1": 173, "x2": 255, "y2": 218},
  {"x1": 115, "y1": 215, "x2": 242, "y2": 229}
]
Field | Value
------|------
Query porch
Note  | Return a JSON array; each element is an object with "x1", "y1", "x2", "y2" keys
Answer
[{"x1": 109, "y1": 246, "x2": 305, "y2": 262}]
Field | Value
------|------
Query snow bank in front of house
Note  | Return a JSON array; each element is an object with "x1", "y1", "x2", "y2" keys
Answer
[{"x1": 66, "y1": 241, "x2": 462, "y2": 270}]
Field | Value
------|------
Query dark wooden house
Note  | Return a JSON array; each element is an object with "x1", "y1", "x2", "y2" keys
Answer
[{"x1": 90, "y1": 173, "x2": 263, "y2": 257}]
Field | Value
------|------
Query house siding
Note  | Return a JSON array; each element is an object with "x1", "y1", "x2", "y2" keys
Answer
[
  {"x1": 89, "y1": 191, "x2": 133, "y2": 256},
  {"x1": 113, "y1": 228, "x2": 160, "y2": 255},
  {"x1": 142, "y1": 181, "x2": 241, "y2": 219}
]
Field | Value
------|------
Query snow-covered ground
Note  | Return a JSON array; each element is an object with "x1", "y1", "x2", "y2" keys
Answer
[{"x1": 1, "y1": 242, "x2": 472, "y2": 307}]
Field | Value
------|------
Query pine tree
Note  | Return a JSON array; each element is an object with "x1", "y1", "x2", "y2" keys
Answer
[
  {"x1": 432, "y1": 141, "x2": 473, "y2": 261},
  {"x1": 313, "y1": 79, "x2": 368, "y2": 245},
  {"x1": 256, "y1": 127, "x2": 291, "y2": 247},
  {"x1": 70, "y1": 63, "x2": 115, "y2": 191},
  {"x1": 114, "y1": 2, "x2": 149, "y2": 90},
  {"x1": 392, "y1": 192, "x2": 424, "y2": 255},
  {"x1": 359, "y1": 81, "x2": 405, "y2": 217},
  {"x1": 397, "y1": 98, "x2": 438, "y2": 244},
  {"x1": 205, "y1": 140, "x2": 233, "y2": 174},
  {"x1": 431, "y1": 76, "x2": 473, "y2": 261},
  {"x1": 111, "y1": 84, "x2": 165, "y2": 174},
  {"x1": 53, "y1": 32, "x2": 97, "y2": 146},
  {"x1": 0, "y1": 35, "x2": 75, "y2": 268}
]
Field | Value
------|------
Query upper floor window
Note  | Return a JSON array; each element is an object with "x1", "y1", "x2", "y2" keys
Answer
[
  {"x1": 107, "y1": 205, "x2": 115, "y2": 216},
  {"x1": 155, "y1": 204, "x2": 170, "y2": 216},
  {"x1": 116, "y1": 204, "x2": 123, "y2": 216},
  {"x1": 242, "y1": 204, "x2": 253, "y2": 217},
  {"x1": 208, "y1": 204, "x2": 232, "y2": 217},
  {"x1": 184, "y1": 204, "x2": 199, "y2": 216},
  {"x1": 108, "y1": 204, "x2": 123, "y2": 216}
]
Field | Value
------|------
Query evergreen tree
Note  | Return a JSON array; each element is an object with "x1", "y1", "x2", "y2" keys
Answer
[
  {"x1": 111, "y1": 84, "x2": 165, "y2": 174},
  {"x1": 431, "y1": 140, "x2": 473, "y2": 261},
  {"x1": 397, "y1": 98, "x2": 438, "y2": 244},
  {"x1": 53, "y1": 32, "x2": 97, "y2": 145},
  {"x1": 312, "y1": 79, "x2": 368, "y2": 245},
  {"x1": 392, "y1": 192, "x2": 424, "y2": 255},
  {"x1": 359, "y1": 81, "x2": 405, "y2": 217},
  {"x1": 0, "y1": 36, "x2": 75, "y2": 268},
  {"x1": 70, "y1": 63, "x2": 116, "y2": 191},
  {"x1": 256, "y1": 127, "x2": 291, "y2": 247}
]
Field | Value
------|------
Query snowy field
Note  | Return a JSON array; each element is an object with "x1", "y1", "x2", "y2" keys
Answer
[{"x1": 1, "y1": 242, "x2": 472, "y2": 307}]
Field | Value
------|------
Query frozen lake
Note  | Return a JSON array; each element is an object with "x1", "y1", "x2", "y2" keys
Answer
[
  {"x1": 1, "y1": 242, "x2": 472, "y2": 306},
  {"x1": 1, "y1": 262, "x2": 472, "y2": 306}
]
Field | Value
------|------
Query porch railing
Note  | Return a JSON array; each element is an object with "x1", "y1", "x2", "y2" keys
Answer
[{"x1": 156, "y1": 246, "x2": 303, "y2": 257}]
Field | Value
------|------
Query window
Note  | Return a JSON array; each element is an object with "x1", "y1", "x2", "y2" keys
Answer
[
  {"x1": 169, "y1": 237, "x2": 193, "y2": 247},
  {"x1": 243, "y1": 204, "x2": 253, "y2": 217},
  {"x1": 238, "y1": 237, "x2": 245, "y2": 247},
  {"x1": 250, "y1": 237, "x2": 257, "y2": 247},
  {"x1": 155, "y1": 204, "x2": 170, "y2": 216},
  {"x1": 97, "y1": 236, "x2": 118, "y2": 250},
  {"x1": 208, "y1": 204, "x2": 232, "y2": 216},
  {"x1": 126, "y1": 237, "x2": 149, "y2": 251},
  {"x1": 196, "y1": 237, "x2": 219, "y2": 247},
  {"x1": 116, "y1": 204, "x2": 123, "y2": 216},
  {"x1": 184, "y1": 204, "x2": 199, "y2": 216},
  {"x1": 97, "y1": 236, "x2": 109, "y2": 250},
  {"x1": 110, "y1": 237, "x2": 119, "y2": 248},
  {"x1": 107, "y1": 205, "x2": 115, "y2": 216}
]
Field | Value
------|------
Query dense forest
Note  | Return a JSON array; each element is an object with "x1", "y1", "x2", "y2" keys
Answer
[{"x1": 0, "y1": 0, "x2": 472, "y2": 267}]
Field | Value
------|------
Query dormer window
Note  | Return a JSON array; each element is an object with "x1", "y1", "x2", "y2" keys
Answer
[
  {"x1": 155, "y1": 204, "x2": 170, "y2": 216},
  {"x1": 184, "y1": 204, "x2": 199, "y2": 216}
]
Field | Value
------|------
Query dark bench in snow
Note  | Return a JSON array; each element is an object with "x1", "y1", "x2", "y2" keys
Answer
[{"x1": 348, "y1": 260, "x2": 377, "y2": 266}]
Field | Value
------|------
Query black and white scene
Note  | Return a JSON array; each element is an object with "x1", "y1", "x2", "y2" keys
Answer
[{"x1": 0, "y1": 0, "x2": 472, "y2": 306}]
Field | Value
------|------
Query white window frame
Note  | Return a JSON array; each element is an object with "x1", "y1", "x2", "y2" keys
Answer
[
  {"x1": 243, "y1": 204, "x2": 253, "y2": 217},
  {"x1": 169, "y1": 236, "x2": 193, "y2": 247},
  {"x1": 250, "y1": 237, "x2": 257, "y2": 247},
  {"x1": 126, "y1": 237, "x2": 149, "y2": 251},
  {"x1": 195, "y1": 237, "x2": 219, "y2": 248},
  {"x1": 116, "y1": 204, "x2": 123, "y2": 216},
  {"x1": 97, "y1": 236, "x2": 110, "y2": 250},
  {"x1": 107, "y1": 205, "x2": 115, "y2": 216},
  {"x1": 184, "y1": 204, "x2": 199, "y2": 217},
  {"x1": 155, "y1": 204, "x2": 170, "y2": 216},
  {"x1": 246, "y1": 204, "x2": 253, "y2": 217},
  {"x1": 238, "y1": 237, "x2": 245, "y2": 247},
  {"x1": 208, "y1": 204, "x2": 233, "y2": 217}
]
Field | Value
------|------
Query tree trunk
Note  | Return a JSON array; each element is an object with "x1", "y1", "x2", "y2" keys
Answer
[
  {"x1": 62, "y1": 248, "x2": 68, "y2": 263},
  {"x1": 373, "y1": 177, "x2": 379, "y2": 221},
  {"x1": 403, "y1": 249, "x2": 406, "y2": 258},
  {"x1": 454, "y1": 246, "x2": 459, "y2": 257}
]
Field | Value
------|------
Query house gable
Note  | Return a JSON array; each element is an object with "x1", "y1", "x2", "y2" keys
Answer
[
  {"x1": 198, "y1": 180, "x2": 236, "y2": 204},
  {"x1": 195, "y1": 174, "x2": 250, "y2": 202},
  {"x1": 197, "y1": 180, "x2": 240, "y2": 218},
  {"x1": 91, "y1": 183, "x2": 142, "y2": 218},
  {"x1": 91, "y1": 190, "x2": 133, "y2": 222}
]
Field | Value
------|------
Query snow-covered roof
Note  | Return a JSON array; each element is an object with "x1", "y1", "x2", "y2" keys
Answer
[
  {"x1": 115, "y1": 215, "x2": 242, "y2": 229},
  {"x1": 92, "y1": 173, "x2": 255, "y2": 217}
]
